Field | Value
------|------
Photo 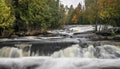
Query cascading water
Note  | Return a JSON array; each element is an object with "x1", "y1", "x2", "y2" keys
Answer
[
  {"x1": 0, "y1": 47, "x2": 22, "y2": 58},
  {"x1": 0, "y1": 38, "x2": 79, "y2": 57},
  {"x1": 9, "y1": 47, "x2": 23, "y2": 58},
  {"x1": 1, "y1": 40, "x2": 120, "y2": 69},
  {"x1": 0, "y1": 25, "x2": 120, "y2": 69},
  {"x1": 1, "y1": 43, "x2": 120, "y2": 59},
  {"x1": 0, "y1": 37, "x2": 120, "y2": 69},
  {"x1": 51, "y1": 44, "x2": 120, "y2": 58}
]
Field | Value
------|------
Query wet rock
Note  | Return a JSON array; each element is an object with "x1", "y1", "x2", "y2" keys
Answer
[
  {"x1": 10, "y1": 35, "x2": 19, "y2": 38},
  {"x1": 109, "y1": 27, "x2": 120, "y2": 34},
  {"x1": 78, "y1": 39, "x2": 89, "y2": 48},
  {"x1": 93, "y1": 42, "x2": 101, "y2": 47},
  {"x1": 113, "y1": 35, "x2": 120, "y2": 41},
  {"x1": 80, "y1": 43, "x2": 88, "y2": 48},
  {"x1": 0, "y1": 65, "x2": 11, "y2": 69}
]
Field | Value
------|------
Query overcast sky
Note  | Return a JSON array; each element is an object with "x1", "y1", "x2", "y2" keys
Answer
[{"x1": 60, "y1": 0, "x2": 85, "y2": 8}]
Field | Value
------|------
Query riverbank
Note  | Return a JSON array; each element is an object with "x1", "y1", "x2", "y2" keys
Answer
[
  {"x1": 65, "y1": 28, "x2": 120, "y2": 46},
  {"x1": 1, "y1": 25, "x2": 120, "y2": 46}
]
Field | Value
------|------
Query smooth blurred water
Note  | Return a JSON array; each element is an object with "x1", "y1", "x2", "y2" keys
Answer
[
  {"x1": 0, "y1": 25, "x2": 119, "y2": 69},
  {"x1": 1, "y1": 43, "x2": 120, "y2": 59},
  {"x1": 0, "y1": 57, "x2": 120, "y2": 69},
  {"x1": 51, "y1": 44, "x2": 120, "y2": 58}
]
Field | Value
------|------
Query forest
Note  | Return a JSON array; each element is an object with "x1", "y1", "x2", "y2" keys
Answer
[{"x1": 0, "y1": 0, "x2": 120, "y2": 37}]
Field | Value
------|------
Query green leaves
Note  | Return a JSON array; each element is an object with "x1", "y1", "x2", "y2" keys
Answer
[
  {"x1": 0, "y1": 0, "x2": 15, "y2": 28},
  {"x1": 10, "y1": 0, "x2": 60, "y2": 32},
  {"x1": 84, "y1": 0, "x2": 120, "y2": 26},
  {"x1": 98, "y1": 0, "x2": 120, "y2": 26}
]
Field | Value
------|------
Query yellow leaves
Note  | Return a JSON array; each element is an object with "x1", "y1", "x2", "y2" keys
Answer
[
  {"x1": 0, "y1": 0, "x2": 10, "y2": 19},
  {"x1": 71, "y1": 3, "x2": 82, "y2": 24},
  {"x1": 98, "y1": 0, "x2": 116, "y2": 19},
  {"x1": 99, "y1": 11, "x2": 110, "y2": 19},
  {"x1": 0, "y1": 0, "x2": 15, "y2": 28},
  {"x1": 0, "y1": 16, "x2": 15, "y2": 28}
]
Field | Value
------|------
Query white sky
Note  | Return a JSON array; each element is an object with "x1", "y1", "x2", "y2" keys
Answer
[{"x1": 60, "y1": 0, "x2": 85, "y2": 8}]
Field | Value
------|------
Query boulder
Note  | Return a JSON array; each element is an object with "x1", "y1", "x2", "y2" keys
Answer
[
  {"x1": 113, "y1": 35, "x2": 120, "y2": 41},
  {"x1": 10, "y1": 35, "x2": 19, "y2": 38}
]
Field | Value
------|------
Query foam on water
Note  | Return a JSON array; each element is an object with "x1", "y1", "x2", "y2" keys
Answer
[
  {"x1": 1, "y1": 44, "x2": 120, "y2": 59},
  {"x1": 0, "y1": 47, "x2": 23, "y2": 58},
  {"x1": 0, "y1": 57, "x2": 120, "y2": 69},
  {"x1": 51, "y1": 44, "x2": 120, "y2": 58},
  {"x1": 47, "y1": 25, "x2": 94, "y2": 36},
  {"x1": 0, "y1": 25, "x2": 118, "y2": 69},
  {"x1": 0, "y1": 43, "x2": 120, "y2": 69},
  {"x1": 9, "y1": 48, "x2": 23, "y2": 58}
]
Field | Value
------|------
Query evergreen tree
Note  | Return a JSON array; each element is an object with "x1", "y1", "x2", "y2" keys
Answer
[
  {"x1": 66, "y1": 5, "x2": 74, "y2": 24},
  {"x1": 72, "y1": 3, "x2": 82, "y2": 24},
  {"x1": 46, "y1": 0, "x2": 59, "y2": 29},
  {"x1": 58, "y1": 4, "x2": 66, "y2": 28}
]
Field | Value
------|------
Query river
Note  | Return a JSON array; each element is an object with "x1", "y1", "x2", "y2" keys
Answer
[{"x1": 0, "y1": 25, "x2": 120, "y2": 69}]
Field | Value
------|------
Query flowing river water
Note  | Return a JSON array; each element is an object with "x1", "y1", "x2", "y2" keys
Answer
[{"x1": 0, "y1": 25, "x2": 120, "y2": 69}]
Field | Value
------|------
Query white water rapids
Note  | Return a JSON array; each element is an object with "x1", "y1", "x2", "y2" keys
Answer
[
  {"x1": 0, "y1": 25, "x2": 119, "y2": 69},
  {"x1": 0, "y1": 44, "x2": 120, "y2": 69},
  {"x1": 1, "y1": 44, "x2": 120, "y2": 59},
  {"x1": 51, "y1": 45, "x2": 120, "y2": 58},
  {"x1": 0, "y1": 57, "x2": 120, "y2": 69}
]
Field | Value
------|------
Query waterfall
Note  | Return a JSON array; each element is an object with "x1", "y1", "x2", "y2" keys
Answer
[
  {"x1": 9, "y1": 48, "x2": 23, "y2": 58},
  {"x1": 51, "y1": 44, "x2": 120, "y2": 58},
  {"x1": 0, "y1": 47, "x2": 11, "y2": 57},
  {"x1": 0, "y1": 25, "x2": 120, "y2": 69},
  {"x1": 1, "y1": 44, "x2": 120, "y2": 59},
  {"x1": 0, "y1": 47, "x2": 23, "y2": 58}
]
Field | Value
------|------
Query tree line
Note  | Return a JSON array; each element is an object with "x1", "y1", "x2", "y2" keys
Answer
[
  {"x1": 60, "y1": 0, "x2": 120, "y2": 27},
  {"x1": 0, "y1": 0, "x2": 120, "y2": 37},
  {"x1": 0, "y1": 0, "x2": 61, "y2": 37}
]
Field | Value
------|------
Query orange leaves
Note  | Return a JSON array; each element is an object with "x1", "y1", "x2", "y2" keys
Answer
[
  {"x1": 71, "y1": 3, "x2": 82, "y2": 24},
  {"x1": 72, "y1": 15, "x2": 77, "y2": 24},
  {"x1": 107, "y1": 0, "x2": 114, "y2": 3},
  {"x1": 98, "y1": 0, "x2": 119, "y2": 20}
]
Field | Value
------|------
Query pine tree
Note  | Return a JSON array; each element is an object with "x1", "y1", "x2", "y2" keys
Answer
[{"x1": 66, "y1": 5, "x2": 74, "y2": 24}]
